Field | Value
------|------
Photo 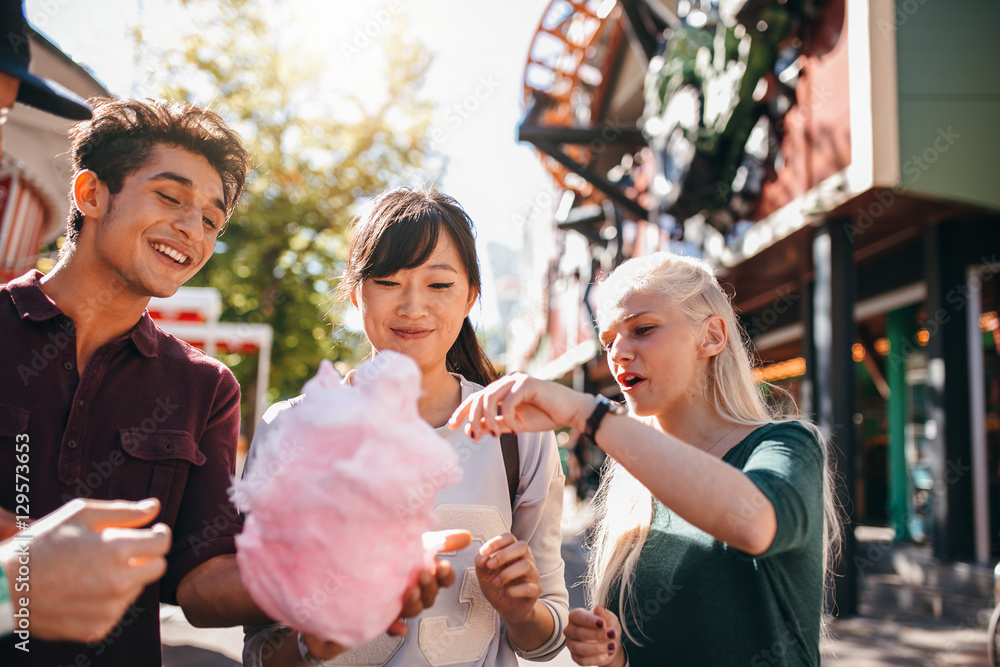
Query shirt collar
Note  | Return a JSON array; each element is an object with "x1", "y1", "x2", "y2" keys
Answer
[
  {"x1": 7, "y1": 270, "x2": 159, "y2": 358},
  {"x1": 8, "y1": 270, "x2": 62, "y2": 321},
  {"x1": 131, "y1": 312, "x2": 160, "y2": 358}
]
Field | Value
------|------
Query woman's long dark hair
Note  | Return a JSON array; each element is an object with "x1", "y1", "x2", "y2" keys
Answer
[{"x1": 338, "y1": 187, "x2": 500, "y2": 387}]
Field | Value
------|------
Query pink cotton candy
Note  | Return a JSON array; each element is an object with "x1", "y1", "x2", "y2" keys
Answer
[{"x1": 231, "y1": 352, "x2": 462, "y2": 647}]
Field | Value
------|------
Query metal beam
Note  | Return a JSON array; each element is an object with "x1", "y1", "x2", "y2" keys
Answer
[
  {"x1": 517, "y1": 124, "x2": 647, "y2": 147},
  {"x1": 620, "y1": 0, "x2": 658, "y2": 61},
  {"x1": 532, "y1": 139, "x2": 648, "y2": 219}
]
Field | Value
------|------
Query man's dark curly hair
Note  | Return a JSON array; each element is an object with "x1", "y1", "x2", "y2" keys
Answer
[{"x1": 65, "y1": 97, "x2": 251, "y2": 241}]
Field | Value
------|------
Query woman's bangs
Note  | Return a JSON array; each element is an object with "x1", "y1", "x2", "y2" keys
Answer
[{"x1": 364, "y1": 211, "x2": 442, "y2": 279}]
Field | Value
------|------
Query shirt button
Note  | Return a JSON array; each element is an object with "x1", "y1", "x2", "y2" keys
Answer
[
  {"x1": 67, "y1": 439, "x2": 78, "y2": 449},
  {"x1": 63, "y1": 361, "x2": 74, "y2": 371}
]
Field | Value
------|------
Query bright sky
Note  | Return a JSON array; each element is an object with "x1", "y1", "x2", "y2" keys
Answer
[{"x1": 25, "y1": 0, "x2": 556, "y2": 329}]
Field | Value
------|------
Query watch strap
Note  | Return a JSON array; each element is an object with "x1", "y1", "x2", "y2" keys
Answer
[{"x1": 584, "y1": 394, "x2": 624, "y2": 440}]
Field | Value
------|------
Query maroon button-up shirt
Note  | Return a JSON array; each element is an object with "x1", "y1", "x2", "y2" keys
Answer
[{"x1": 0, "y1": 270, "x2": 243, "y2": 666}]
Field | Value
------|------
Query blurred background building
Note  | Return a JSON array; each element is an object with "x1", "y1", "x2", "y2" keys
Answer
[
  {"x1": 0, "y1": 28, "x2": 108, "y2": 282},
  {"x1": 509, "y1": 0, "x2": 1000, "y2": 615}
]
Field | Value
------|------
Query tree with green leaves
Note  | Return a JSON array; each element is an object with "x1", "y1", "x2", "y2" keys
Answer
[{"x1": 133, "y1": 0, "x2": 435, "y2": 435}]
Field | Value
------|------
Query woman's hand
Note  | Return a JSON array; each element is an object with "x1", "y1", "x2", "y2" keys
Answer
[
  {"x1": 564, "y1": 606, "x2": 626, "y2": 667},
  {"x1": 396, "y1": 529, "x2": 471, "y2": 631},
  {"x1": 475, "y1": 533, "x2": 541, "y2": 624},
  {"x1": 448, "y1": 373, "x2": 594, "y2": 440}
]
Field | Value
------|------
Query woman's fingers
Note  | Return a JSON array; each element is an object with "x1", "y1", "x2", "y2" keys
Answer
[
  {"x1": 386, "y1": 618, "x2": 409, "y2": 637},
  {"x1": 486, "y1": 558, "x2": 534, "y2": 588},
  {"x1": 449, "y1": 377, "x2": 523, "y2": 440},
  {"x1": 566, "y1": 638, "x2": 614, "y2": 665},
  {"x1": 477, "y1": 533, "x2": 535, "y2": 570},
  {"x1": 433, "y1": 558, "x2": 456, "y2": 589},
  {"x1": 593, "y1": 605, "x2": 623, "y2": 636},
  {"x1": 566, "y1": 610, "x2": 606, "y2": 640},
  {"x1": 565, "y1": 607, "x2": 621, "y2": 665},
  {"x1": 503, "y1": 579, "x2": 542, "y2": 599}
]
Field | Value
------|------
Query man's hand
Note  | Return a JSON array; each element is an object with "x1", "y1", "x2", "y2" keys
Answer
[
  {"x1": 394, "y1": 529, "x2": 471, "y2": 632},
  {"x1": 0, "y1": 506, "x2": 20, "y2": 541},
  {"x1": 0, "y1": 498, "x2": 170, "y2": 643}
]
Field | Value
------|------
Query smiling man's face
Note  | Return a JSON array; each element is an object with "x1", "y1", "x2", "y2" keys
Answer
[{"x1": 83, "y1": 143, "x2": 227, "y2": 299}]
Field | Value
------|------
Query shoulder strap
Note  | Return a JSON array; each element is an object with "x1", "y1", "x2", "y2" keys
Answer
[{"x1": 500, "y1": 433, "x2": 519, "y2": 509}]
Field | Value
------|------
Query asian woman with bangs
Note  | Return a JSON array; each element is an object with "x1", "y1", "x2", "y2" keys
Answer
[{"x1": 243, "y1": 188, "x2": 568, "y2": 667}]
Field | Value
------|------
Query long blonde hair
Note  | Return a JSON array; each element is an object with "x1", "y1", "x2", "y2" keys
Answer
[{"x1": 585, "y1": 252, "x2": 841, "y2": 643}]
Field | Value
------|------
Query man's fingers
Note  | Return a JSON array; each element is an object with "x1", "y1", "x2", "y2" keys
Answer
[
  {"x1": 77, "y1": 498, "x2": 162, "y2": 530},
  {"x1": 0, "y1": 507, "x2": 19, "y2": 540},
  {"x1": 101, "y1": 523, "x2": 172, "y2": 560},
  {"x1": 120, "y1": 554, "x2": 168, "y2": 591}
]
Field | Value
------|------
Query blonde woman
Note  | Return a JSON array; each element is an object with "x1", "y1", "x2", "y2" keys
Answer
[{"x1": 451, "y1": 251, "x2": 840, "y2": 666}]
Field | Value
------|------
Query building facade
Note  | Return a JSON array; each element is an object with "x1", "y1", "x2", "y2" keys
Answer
[{"x1": 510, "y1": 0, "x2": 1000, "y2": 613}]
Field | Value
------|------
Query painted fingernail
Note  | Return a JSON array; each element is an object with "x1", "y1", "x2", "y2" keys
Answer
[
  {"x1": 607, "y1": 630, "x2": 615, "y2": 639},
  {"x1": 595, "y1": 619, "x2": 604, "y2": 629},
  {"x1": 607, "y1": 642, "x2": 615, "y2": 652}
]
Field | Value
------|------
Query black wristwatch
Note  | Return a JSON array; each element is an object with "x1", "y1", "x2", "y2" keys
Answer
[{"x1": 583, "y1": 394, "x2": 627, "y2": 443}]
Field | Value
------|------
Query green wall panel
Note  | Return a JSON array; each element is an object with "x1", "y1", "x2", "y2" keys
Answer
[{"x1": 895, "y1": 0, "x2": 1000, "y2": 211}]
